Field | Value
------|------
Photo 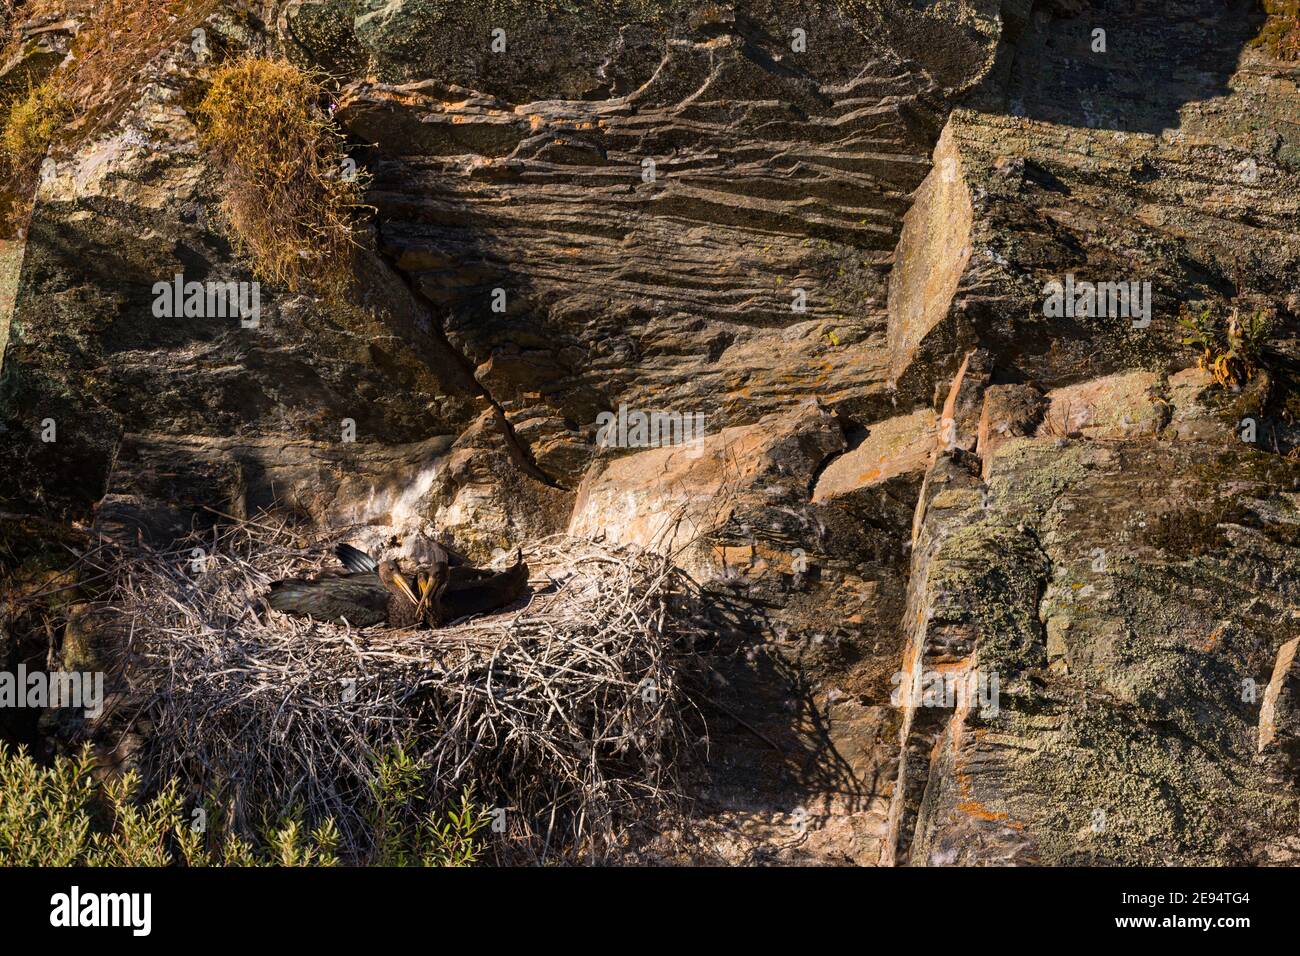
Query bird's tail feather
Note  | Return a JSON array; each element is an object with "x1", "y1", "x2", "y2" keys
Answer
[{"x1": 335, "y1": 543, "x2": 378, "y2": 574}]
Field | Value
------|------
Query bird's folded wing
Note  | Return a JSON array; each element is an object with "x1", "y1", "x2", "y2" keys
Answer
[
  {"x1": 445, "y1": 551, "x2": 525, "y2": 593},
  {"x1": 267, "y1": 576, "x2": 389, "y2": 626},
  {"x1": 442, "y1": 559, "x2": 529, "y2": 619}
]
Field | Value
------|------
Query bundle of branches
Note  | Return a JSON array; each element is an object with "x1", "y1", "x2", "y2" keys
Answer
[{"x1": 96, "y1": 518, "x2": 707, "y2": 863}]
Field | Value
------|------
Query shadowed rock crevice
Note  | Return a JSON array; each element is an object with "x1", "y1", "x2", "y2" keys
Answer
[
  {"x1": 974, "y1": 0, "x2": 1266, "y2": 135},
  {"x1": 367, "y1": 226, "x2": 567, "y2": 490}
]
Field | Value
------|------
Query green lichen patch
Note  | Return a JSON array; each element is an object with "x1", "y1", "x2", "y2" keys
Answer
[
  {"x1": 1004, "y1": 698, "x2": 1294, "y2": 865},
  {"x1": 1252, "y1": 0, "x2": 1300, "y2": 61}
]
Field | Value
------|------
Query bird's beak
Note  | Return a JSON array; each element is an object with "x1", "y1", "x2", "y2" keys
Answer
[
  {"x1": 392, "y1": 571, "x2": 420, "y2": 607},
  {"x1": 415, "y1": 571, "x2": 433, "y2": 615}
]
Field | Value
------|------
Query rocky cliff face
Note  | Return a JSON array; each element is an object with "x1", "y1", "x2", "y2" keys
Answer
[{"x1": 2, "y1": 0, "x2": 1299, "y2": 864}]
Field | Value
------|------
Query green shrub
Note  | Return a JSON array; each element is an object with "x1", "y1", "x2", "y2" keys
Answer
[
  {"x1": 367, "y1": 746, "x2": 491, "y2": 867},
  {"x1": 0, "y1": 741, "x2": 488, "y2": 867}
]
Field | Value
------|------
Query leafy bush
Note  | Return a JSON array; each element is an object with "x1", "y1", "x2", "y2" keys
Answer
[
  {"x1": 0, "y1": 741, "x2": 488, "y2": 867},
  {"x1": 1177, "y1": 301, "x2": 1274, "y2": 390},
  {"x1": 367, "y1": 747, "x2": 492, "y2": 867},
  {"x1": 196, "y1": 57, "x2": 368, "y2": 297}
]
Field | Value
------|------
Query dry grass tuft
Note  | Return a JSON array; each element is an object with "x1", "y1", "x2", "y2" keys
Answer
[
  {"x1": 92, "y1": 516, "x2": 704, "y2": 863},
  {"x1": 197, "y1": 57, "x2": 369, "y2": 297},
  {"x1": 1037, "y1": 397, "x2": 1087, "y2": 440},
  {"x1": 59, "y1": 0, "x2": 221, "y2": 135},
  {"x1": 1, "y1": 79, "x2": 69, "y2": 161},
  {"x1": 0, "y1": 0, "x2": 222, "y2": 233},
  {"x1": 0, "y1": 2, "x2": 15, "y2": 50}
]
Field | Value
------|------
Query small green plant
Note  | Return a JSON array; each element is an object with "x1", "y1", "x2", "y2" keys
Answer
[
  {"x1": 0, "y1": 741, "x2": 340, "y2": 866},
  {"x1": 1177, "y1": 301, "x2": 1274, "y2": 390},
  {"x1": 0, "y1": 741, "x2": 488, "y2": 867},
  {"x1": 196, "y1": 57, "x2": 368, "y2": 298},
  {"x1": 368, "y1": 746, "x2": 491, "y2": 867}
]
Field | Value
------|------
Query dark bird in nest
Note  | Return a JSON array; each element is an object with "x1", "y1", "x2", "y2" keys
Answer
[{"x1": 266, "y1": 541, "x2": 527, "y2": 628}]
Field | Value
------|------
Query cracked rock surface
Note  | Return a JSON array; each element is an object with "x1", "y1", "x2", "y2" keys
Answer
[{"x1": 3, "y1": 0, "x2": 1300, "y2": 864}]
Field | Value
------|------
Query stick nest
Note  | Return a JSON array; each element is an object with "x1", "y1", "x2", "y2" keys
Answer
[{"x1": 96, "y1": 518, "x2": 707, "y2": 863}]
